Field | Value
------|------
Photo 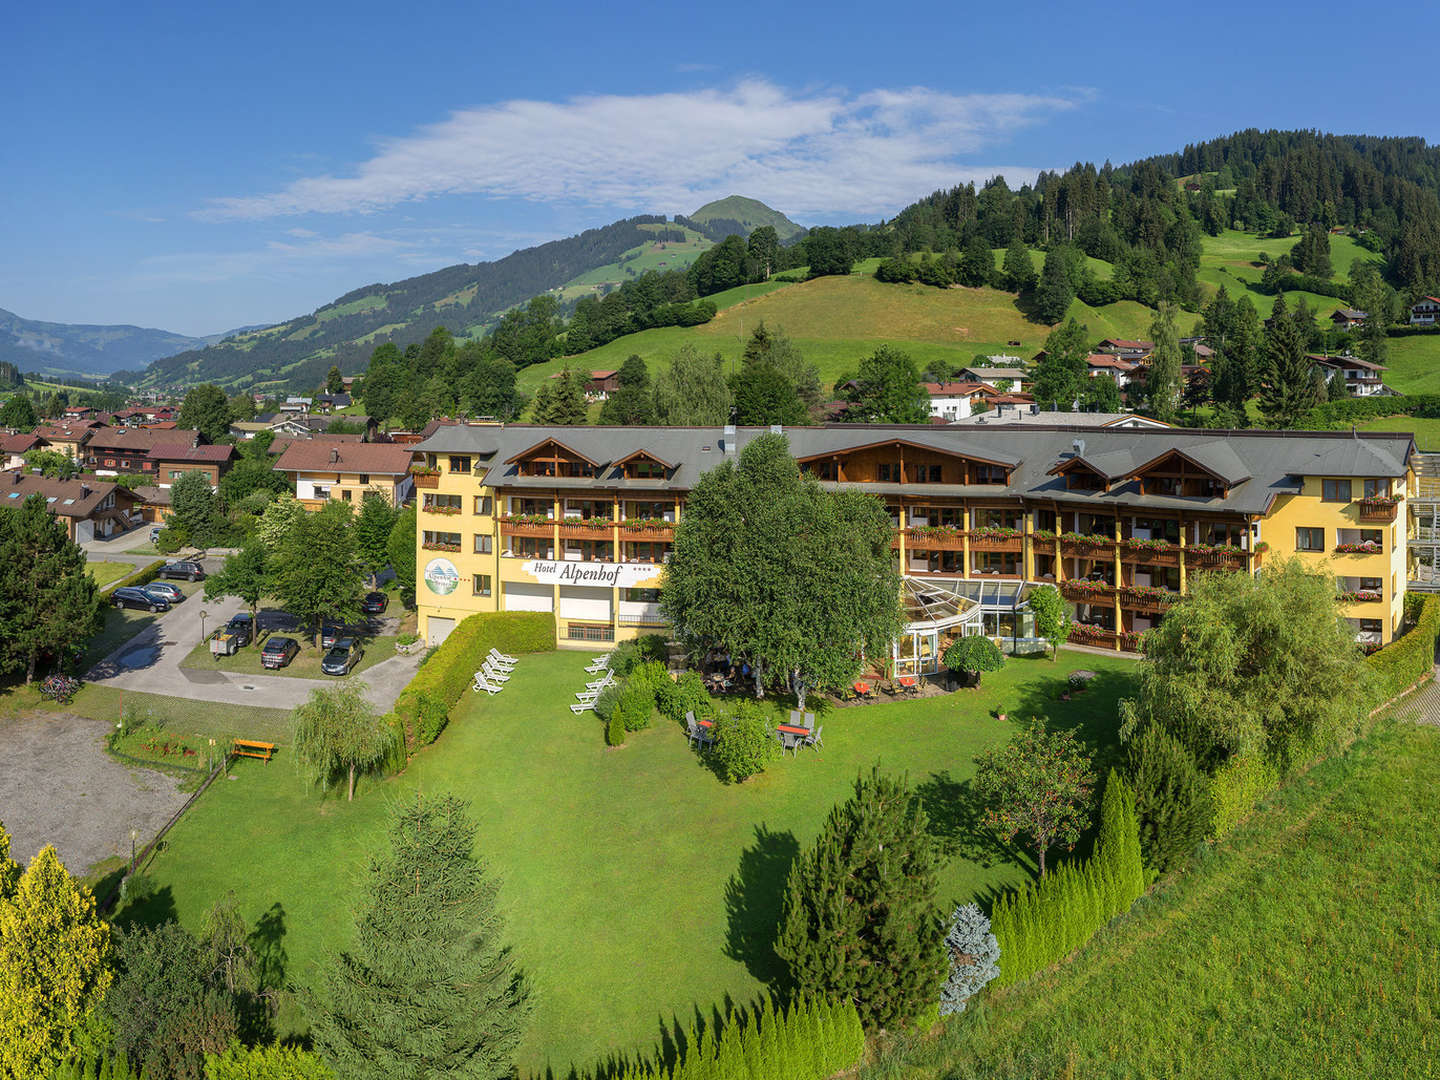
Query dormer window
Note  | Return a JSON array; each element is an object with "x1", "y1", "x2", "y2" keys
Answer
[{"x1": 614, "y1": 449, "x2": 673, "y2": 480}]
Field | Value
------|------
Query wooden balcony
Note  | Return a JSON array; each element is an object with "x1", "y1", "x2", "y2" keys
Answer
[
  {"x1": 412, "y1": 471, "x2": 440, "y2": 490},
  {"x1": 904, "y1": 526, "x2": 965, "y2": 550},
  {"x1": 1060, "y1": 580, "x2": 1115, "y2": 604},
  {"x1": 1357, "y1": 497, "x2": 1400, "y2": 523},
  {"x1": 558, "y1": 519, "x2": 614, "y2": 540},
  {"x1": 499, "y1": 518, "x2": 554, "y2": 538},
  {"x1": 1184, "y1": 546, "x2": 1249, "y2": 571},
  {"x1": 618, "y1": 522, "x2": 676, "y2": 542},
  {"x1": 1059, "y1": 535, "x2": 1116, "y2": 558},
  {"x1": 1119, "y1": 540, "x2": 1181, "y2": 567},
  {"x1": 1117, "y1": 585, "x2": 1180, "y2": 614},
  {"x1": 966, "y1": 530, "x2": 1023, "y2": 553},
  {"x1": 1068, "y1": 623, "x2": 1142, "y2": 651}
]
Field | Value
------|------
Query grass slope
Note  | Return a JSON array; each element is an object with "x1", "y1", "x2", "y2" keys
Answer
[
  {"x1": 869, "y1": 717, "x2": 1440, "y2": 1080},
  {"x1": 128, "y1": 648, "x2": 1136, "y2": 1075}
]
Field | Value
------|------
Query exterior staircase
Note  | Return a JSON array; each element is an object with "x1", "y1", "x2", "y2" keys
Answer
[{"x1": 1408, "y1": 454, "x2": 1440, "y2": 591}]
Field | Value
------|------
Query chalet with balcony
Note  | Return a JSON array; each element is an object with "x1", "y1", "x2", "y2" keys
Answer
[
  {"x1": 1409, "y1": 297, "x2": 1440, "y2": 325},
  {"x1": 0, "y1": 472, "x2": 139, "y2": 542},
  {"x1": 273, "y1": 439, "x2": 415, "y2": 507}
]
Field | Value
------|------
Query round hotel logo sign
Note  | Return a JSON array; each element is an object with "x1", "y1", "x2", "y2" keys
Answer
[{"x1": 423, "y1": 557, "x2": 460, "y2": 595}]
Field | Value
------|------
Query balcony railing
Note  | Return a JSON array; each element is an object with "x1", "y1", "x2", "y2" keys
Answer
[
  {"x1": 1119, "y1": 538, "x2": 1181, "y2": 566},
  {"x1": 1184, "y1": 545, "x2": 1249, "y2": 571},
  {"x1": 412, "y1": 470, "x2": 440, "y2": 489},
  {"x1": 1060, "y1": 580, "x2": 1114, "y2": 603},
  {"x1": 558, "y1": 518, "x2": 613, "y2": 539},
  {"x1": 904, "y1": 525, "x2": 965, "y2": 550},
  {"x1": 1058, "y1": 533, "x2": 1116, "y2": 557},
  {"x1": 1334, "y1": 541, "x2": 1385, "y2": 555},
  {"x1": 1357, "y1": 496, "x2": 1401, "y2": 523},
  {"x1": 421, "y1": 501, "x2": 462, "y2": 516},
  {"x1": 618, "y1": 519, "x2": 676, "y2": 541},
  {"x1": 1337, "y1": 590, "x2": 1384, "y2": 603},
  {"x1": 1118, "y1": 585, "x2": 1180, "y2": 613},
  {"x1": 499, "y1": 515, "x2": 555, "y2": 538},
  {"x1": 1067, "y1": 624, "x2": 1142, "y2": 651}
]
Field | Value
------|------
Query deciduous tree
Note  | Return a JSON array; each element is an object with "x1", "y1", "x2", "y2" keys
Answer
[
  {"x1": 270, "y1": 500, "x2": 364, "y2": 643},
  {"x1": 0, "y1": 496, "x2": 101, "y2": 682},
  {"x1": 203, "y1": 542, "x2": 270, "y2": 628},
  {"x1": 386, "y1": 505, "x2": 416, "y2": 605},
  {"x1": 306, "y1": 795, "x2": 531, "y2": 1079},
  {"x1": 1143, "y1": 301, "x2": 1183, "y2": 421},
  {"x1": 1027, "y1": 583, "x2": 1070, "y2": 660},
  {"x1": 1031, "y1": 318, "x2": 1090, "y2": 409},
  {"x1": 290, "y1": 683, "x2": 394, "y2": 802},
  {"x1": 973, "y1": 721, "x2": 1096, "y2": 876},
  {"x1": 1002, "y1": 237, "x2": 1037, "y2": 291},
  {"x1": 776, "y1": 768, "x2": 947, "y2": 1030},
  {"x1": 178, "y1": 384, "x2": 234, "y2": 443},
  {"x1": 0, "y1": 395, "x2": 37, "y2": 431},
  {"x1": 170, "y1": 469, "x2": 228, "y2": 549},
  {"x1": 353, "y1": 493, "x2": 399, "y2": 586},
  {"x1": 325, "y1": 365, "x2": 344, "y2": 394},
  {"x1": 652, "y1": 345, "x2": 733, "y2": 425},
  {"x1": 843, "y1": 345, "x2": 929, "y2": 423},
  {"x1": 597, "y1": 354, "x2": 655, "y2": 425}
]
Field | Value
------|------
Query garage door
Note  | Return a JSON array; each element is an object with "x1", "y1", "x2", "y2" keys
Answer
[
  {"x1": 427, "y1": 617, "x2": 455, "y2": 648},
  {"x1": 74, "y1": 520, "x2": 95, "y2": 544},
  {"x1": 558, "y1": 586, "x2": 610, "y2": 621}
]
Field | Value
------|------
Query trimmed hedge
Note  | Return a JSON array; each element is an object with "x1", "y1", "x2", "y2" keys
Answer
[
  {"x1": 389, "y1": 612, "x2": 554, "y2": 753},
  {"x1": 598, "y1": 996, "x2": 864, "y2": 1080},
  {"x1": 1366, "y1": 594, "x2": 1440, "y2": 703},
  {"x1": 99, "y1": 558, "x2": 167, "y2": 596},
  {"x1": 1207, "y1": 749, "x2": 1279, "y2": 842},
  {"x1": 990, "y1": 771, "x2": 1144, "y2": 987}
]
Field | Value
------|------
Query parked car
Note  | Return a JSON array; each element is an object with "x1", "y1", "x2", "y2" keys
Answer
[
  {"x1": 149, "y1": 526, "x2": 163, "y2": 544},
  {"x1": 141, "y1": 582, "x2": 184, "y2": 604},
  {"x1": 160, "y1": 560, "x2": 205, "y2": 582},
  {"x1": 320, "y1": 623, "x2": 344, "y2": 648},
  {"x1": 112, "y1": 586, "x2": 170, "y2": 613},
  {"x1": 223, "y1": 613, "x2": 254, "y2": 648},
  {"x1": 321, "y1": 638, "x2": 363, "y2": 676},
  {"x1": 361, "y1": 591, "x2": 388, "y2": 615},
  {"x1": 260, "y1": 636, "x2": 300, "y2": 669}
]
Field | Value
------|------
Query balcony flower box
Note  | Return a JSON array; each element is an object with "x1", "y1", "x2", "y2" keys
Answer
[
  {"x1": 1337, "y1": 590, "x2": 1383, "y2": 603},
  {"x1": 1034, "y1": 529, "x2": 1058, "y2": 543},
  {"x1": 1185, "y1": 543, "x2": 1248, "y2": 570},
  {"x1": 968, "y1": 526, "x2": 1023, "y2": 553},
  {"x1": 423, "y1": 503, "x2": 462, "y2": 516},
  {"x1": 1119, "y1": 631, "x2": 1144, "y2": 652},
  {"x1": 1357, "y1": 495, "x2": 1400, "y2": 522},
  {"x1": 1061, "y1": 580, "x2": 1113, "y2": 601},
  {"x1": 1334, "y1": 541, "x2": 1383, "y2": 554},
  {"x1": 500, "y1": 514, "x2": 553, "y2": 527},
  {"x1": 412, "y1": 471, "x2": 440, "y2": 490},
  {"x1": 421, "y1": 541, "x2": 461, "y2": 552},
  {"x1": 560, "y1": 517, "x2": 613, "y2": 530},
  {"x1": 1059, "y1": 532, "x2": 1115, "y2": 556},
  {"x1": 1067, "y1": 623, "x2": 1117, "y2": 646},
  {"x1": 906, "y1": 525, "x2": 965, "y2": 550},
  {"x1": 1119, "y1": 585, "x2": 1179, "y2": 612},
  {"x1": 620, "y1": 517, "x2": 672, "y2": 531}
]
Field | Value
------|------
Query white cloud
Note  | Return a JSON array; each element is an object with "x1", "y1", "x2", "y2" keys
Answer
[{"x1": 197, "y1": 80, "x2": 1080, "y2": 222}]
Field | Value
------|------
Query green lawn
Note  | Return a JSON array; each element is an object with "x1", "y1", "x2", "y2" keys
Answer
[
  {"x1": 864, "y1": 717, "x2": 1440, "y2": 1080},
  {"x1": 1370, "y1": 332, "x2": 1440, "y2": 395},
  {"x1": 177, "y1": 632, "x2": 397, "y2": 680},
  {"x1": 1355, "y1": 414, "x2": 1440, "y2": 449},
  {"x1": 128, "y1": 647, "x2": 1137, "y2": 1075},
  {"x1": 86, "y1": 561, "x2": 136, "y2": 589}
]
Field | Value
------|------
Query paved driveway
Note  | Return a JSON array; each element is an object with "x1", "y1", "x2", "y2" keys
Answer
[{"x1": 85, "y1": 558, "x2": 422, "y2": 712}]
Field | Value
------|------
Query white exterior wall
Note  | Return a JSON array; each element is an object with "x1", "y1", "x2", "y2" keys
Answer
[{"x1": 927, "y1": 394, "x2": 973, "y2": 422}]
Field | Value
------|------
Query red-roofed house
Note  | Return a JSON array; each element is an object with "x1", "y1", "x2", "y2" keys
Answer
[
  {"x1": 1096, "y1": 338, "x2": 1154, "y2": 357},
  {"x1": 1411, "y1": 297, "x2": 1440, "y2": 325},
  {"x1": 0, "y1": 472, "x2": 139, "y2": 542},
  {"x1": 921, "y1": 381, "x2": 1005, "y2": 421},
  {"x1": 33, "y1": 420, "x2": 102, "y2": 460},
  {"x1": 0, "y1": 432, "x2": 42, "y2": 470},
  {"x1": 273, "y1": 439, "x2": 416, "y2": 507},
  {"x1": 1085, "y1": 353, "x2": 1140, "y2": 388},
  {"x1": 150, "y1": 443, "x2": 237, "y2": 487},
  {"x1": 547, "y1": 370, "x2": 621, "y2": 401}
]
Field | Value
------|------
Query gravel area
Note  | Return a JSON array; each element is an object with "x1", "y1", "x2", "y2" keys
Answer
[{"x1": 0, "y1": 713, "x2": 190, "y2": 873}]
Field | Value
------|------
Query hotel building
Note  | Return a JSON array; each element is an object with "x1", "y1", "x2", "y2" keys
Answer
[{"x1": 410, "y1": 423, "x2": 1415, "y2": 669}]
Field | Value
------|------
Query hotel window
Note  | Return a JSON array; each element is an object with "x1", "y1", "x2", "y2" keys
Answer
[
  {"x1": 1359, "y1": 529, "x2": 1383, "y2": 546},
  {"x1": 624, "y1": 588, "x2": 662, "y2": 604},
  {"x1": 625, "y1": 460, "x2": 666, "y2": 479},
  {"x1": 625, "y1": 500, "x2": 673, "y2": 522},
  {"x1": 564, "y1": 540, "x2": 613, "y2": 562},
  {"x1": 1360, "y1": 577, "x2": 1383, "y2": 592},
  {"x1": 508, "y1": 537, "x2": 552, "y2": 558},
  {"x1": 974, "y1": 464, "x2": 1007, "y2": 484},
  {"x1": 359, "y1": 473, "x2": 370, "y2": 485},
  {"x1": 341, "y1": 489, "x2": 352, "y2": 501},
  {"x1": 1322, "y1": 478, "x2": 1352, "y2": 502},
  {"x1": 449, "y1": 456, "x2": 471, "y2": 474},
  {"x1": 810, "y1": 461, "x2": 838, "y2": 481},
  {"x1": 1296, "y1": 527, "x2": 1325, "y2": 552},
  {"x1": 877, "y1": 463, "x2": 901, "y2": 482},
  {"x1": 1363, "y1": 479, "x2": 1386, "y2": 498},
  {"x1": 911, "y1": 464, "x2": 943, "y2": 484},
  {"x1": 625, "y1": 541, "x2": 670, "y2": 564},
  {"x1": 474, "y1": 535, "x2": 492, "y2": 554},
  {"x1": 472, "y1": 575, "x2": 492, "y2": 597},
  {"x1": 474, "y1": 495, "x2": 493, "y2": 515}
]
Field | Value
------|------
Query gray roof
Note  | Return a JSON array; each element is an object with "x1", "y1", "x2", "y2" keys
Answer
[
  {"x1": 952, "y1": 409, "x2": 1166, "y2": 428},
  {"x1": 408, "y1": 422, "x2": 1414, "y2": 515}
]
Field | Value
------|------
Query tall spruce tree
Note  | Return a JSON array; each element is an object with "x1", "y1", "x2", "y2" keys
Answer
[
  {"x1": 1031, "y1": 318, "x2": 1090, "y2": 409},
  {"x1": 0, "y1": 496, "x2": 101, "y2": 682},
  {"x1": 1033, "y1": 247, "x2": 1077, "y2": 323},
  {"x1": 306, "y1": 794, "x2": 530, "y2": 1079},
  {"x1": 1127, "y1": 725, "x2": 1210, "y2": 873},
  {"x1": 1144, "y1": 302, "x2": 1183, "y2": 421},
  {"x1": 353, "y1": 492, "x2": 399, "y2": 586},
  {"x1": 1352, "y1": 264, "x2": 1390, "y2": 369},
  {"x1": 1002, "y1": 237, "x2": 1037, "y2": 290},
  {"x1": 775, "y1": 768, "x2": 947, "y2": 1030},
  {"x1": 1259, "y1": 294, "x2": 1320, "y2": 427}
]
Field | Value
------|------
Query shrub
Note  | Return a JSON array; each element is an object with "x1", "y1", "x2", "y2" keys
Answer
[
  {"x1": 939, "y1": 903, "x2": 999, "y2": 1015},
  {"x1": 396, "y1": 631, "x2": 419, "y2": 647},
  {"x1": 657, "y1": 669, "x2": 711, "y2": 723},
  {"x1": 614, "y1": 680, "x2": 655, "y2": 732},
  {"x1": 607, "y1": 635, "x2": 666, "y2": 677},
  {"x1": 605, "y1": 711, "x2": 625, "y2": 746},
  {"x1": 943, "y1": 635, "x2": 1005, "y2": 676},
  {"x1": 592, "y1": 682, "x2": 622, "y2": 723},
  {"x1": 1207, "y1": 748, "x2": 1279, "y2": 842},
  {"x1": 391, "y1": 612, "x2": 554, "y2": 750},
  {"x1": 155, "y1": 526, "x2": 185, "y2": 554},
  {"x1": 1129, "y1": 725, "x2": 1210, "y2": 873},
  {"x1": 204, "y1": 1042, "x2": 335, "y2": 1079},
  {"x1": 989, "y1": 769, "x2": 1144, "y2": 987},
  {"x1": 710, "y1": 701, "x2": 780, "y2": 782},
  {"x1": 1366, "y1": 594, "x2": 1440, "y2": 702}
]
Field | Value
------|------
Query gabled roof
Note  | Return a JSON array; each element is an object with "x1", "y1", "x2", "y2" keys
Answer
[
  {"x1": 0, "y1": 473, "x2": 127, "y2": 517},
  {"x1": 613, "y1": 448, "x2": 675, "y2": 470},
  {"x1": 150, "y1": 444, "x2": 236, "y2": 464},
  {"x1": 272, "y1": 440, "x2": 414, "y2": 475},
  {"x1": 0, "y1": 433, "x2": 42, "y2": 454},
  {"x1": 1097, "y1": 338, "x2": 1154, "y2": 350},
  {"x1": 1047, "y1": 449, "x2": 1136, "y2": 482},
  {"x1": 1331, "y1": 308, "x2": 1367, "y2": 319},
  {"x1": 923, "y1": 381, "x2": 1002, "y2": 397},
  {"x1": 86, "y1": 426, "x2": 200, "y2": 452},
  {"x1": 1132, "y1": 441, "x2": 1252, "y2": 486},
  {"x1": 504, "y1": 437, "x2": 602, "y2": 469},
  {"x1": 793, "y1": 435, "x2": 1020, "y2": 469}
]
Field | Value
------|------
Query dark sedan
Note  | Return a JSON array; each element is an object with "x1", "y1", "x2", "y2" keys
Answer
[
  {"x1": 160, "y1": 560, "x2": 205, "y2": 582},
  {"x1": 112, "y1": 586, "x2": 170, "y2": 612},
  {"x1": 260, "y1": 636, "x2": 300, "y2": 669},
  {"x1": 321, "y1": 623, "x2": 344, "y2": 648},
  {"x1": 320, "y1": 638, "x2": 363, "y2": 676},
  {"x1": 361, "y1": 591, "x2": 388, "y2": 615}
]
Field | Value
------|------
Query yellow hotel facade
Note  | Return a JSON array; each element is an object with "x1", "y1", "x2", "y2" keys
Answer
[{"x1": 410, "y1": 423, "x2": 1415, "y2": 664}]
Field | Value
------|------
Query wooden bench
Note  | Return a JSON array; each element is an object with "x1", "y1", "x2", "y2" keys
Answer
[{"x1": 232, "y1": 739, "x2": 277, "y2": 763}]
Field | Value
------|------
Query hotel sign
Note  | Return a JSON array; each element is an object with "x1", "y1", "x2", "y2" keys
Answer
[{"x1": 522, "y1": 559, "x2": 660, "y2": 588}]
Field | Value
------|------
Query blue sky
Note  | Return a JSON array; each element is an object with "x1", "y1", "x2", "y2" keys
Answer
[{"x1": 4, "y1": 0, "x2": 1438, "y2": 337}]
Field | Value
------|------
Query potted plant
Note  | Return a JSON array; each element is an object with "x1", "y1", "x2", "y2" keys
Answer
[{"x1": 942, "y1": 636, "x2": 1005, "y2": 689}]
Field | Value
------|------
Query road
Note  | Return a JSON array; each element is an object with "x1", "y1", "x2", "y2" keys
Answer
[{"x1": 84, "y1": 552, "x2": 422, "y2": 712}]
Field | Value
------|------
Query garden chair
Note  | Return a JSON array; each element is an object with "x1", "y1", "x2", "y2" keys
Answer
[
  {"x1": 778, "y1": 728, "x2": 804, "y2": 757},
  {"x1": 489, "y1": 647, "x2": 519, "y2": 665},
  {"x1": 472, "y1": 675, "x2": 504, "y2": 695},
  {"x1": 585, "y1": 670, "x2": 614, "y2": 691},
  {"x1": 802, "y1": 711, "x2": 816, "y2": 730},
  {"x1": 685, "y1": 714, "x2": 704, "y2": 748},
  {"x1": 486, "y1": 651, "x2": 517, "y2": 671},
  {"x1": 569, "y1": 700, "x2": 595, "y2": 714},
  {"x1": 686, "y1": 711, "x2": 714, "y2": 749},
  {"x1": 575, "y1": 687, "x2": 601, "y2": 703},
  {"x1": 802, "y1": 725, "x2": 823, "y2": 752},
  {"x1": 481, "y1": 663, "x2": 512, "y2": 683},
  {"x1": 788, "y1": 709, "x2": 803, "y2": 727}
]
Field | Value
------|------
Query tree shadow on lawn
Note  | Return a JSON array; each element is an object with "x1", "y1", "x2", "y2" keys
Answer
[
  {"x1": 531, "y1": 995, "x2": 750, "y2": 1080},
  {"x1": 994, "y1": 661, "x2": 1136, "y2": 768},
  {"x1": 916, "y1": 770, "x2": 1027, "y2": 873},
  {"x1": 722, "y1": 824, "x2": 799, "y2": 990}
]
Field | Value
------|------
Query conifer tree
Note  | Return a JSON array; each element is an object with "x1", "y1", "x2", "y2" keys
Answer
[
  {"x1": 776, "y1": 768, "x2": 947, "y2": 1030},
  {"x1": 1259, "y1": 293, "x2": 1321, "y2": 427},
  {"x1": 306, "y1": 794, "x2": 530, "y2": 1079},
  {"x1": 1003, "y1": 237, "x2": 1037, "y2": 291},
  {"x1": 1128, "y1": 725, "x2": 1210, "y2": 873},
  {"x1": 1034, "y1": 247, "x2": 1077, "y2": 323},
  {"x1": 1144, "y1": 302, "x2": 1183, "y2": 421}
]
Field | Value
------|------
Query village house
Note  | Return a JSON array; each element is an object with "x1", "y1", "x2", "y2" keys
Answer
[
  {"x1": 33, "y1": 420, "x2": 102, "y2": 460},
  {"x1": 149, "y1": 443, "x2": 237, "y2": 487},
  {"x1": 0, "y1": 432, "x2": 42, "y2": 470},
  {"x1": 273, "y1": 438, "x2": 416, "y2": 507},
  {"x1": 1085, "y1": 354, "x2": 1140, "y2": 387},
  {"x1": 1330, "y1": 308, "x2": 1367, "y2": 330},
  {"x1": 955, "y1": 366, "x2": 1031, "y2": 392},
  {"x1": 83, "y1": 426, "x2": 207, "y2": 483},
  {"x1": 1095, "y1": 338, "x2": 1154, "y2": 359},
  {"x1": 1409, "y1": 297, "x2": 1440, "y2": 325},
  {"x1": 1311, "y1": 354, "x2": 1390, "y2": 397},
  {"x1": 922, "y1": 381, "x2": 1006, "y2": 422},
  {"x1": 0, "y1": 472, "x2": 139, "y2": 542}
]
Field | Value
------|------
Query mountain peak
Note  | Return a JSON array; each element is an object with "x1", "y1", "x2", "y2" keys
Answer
[{"x1": 688, "y1": 196, "x2": 805, "y2": 241}]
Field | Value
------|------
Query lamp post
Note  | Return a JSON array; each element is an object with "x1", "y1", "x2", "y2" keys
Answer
[
  {"x1": 199, "y1": 609, "x2": 208, "y2": 644},
  {"x1": 129, "y1": 828, "x2": 138, "y2": 875}
]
